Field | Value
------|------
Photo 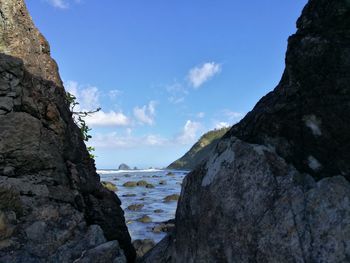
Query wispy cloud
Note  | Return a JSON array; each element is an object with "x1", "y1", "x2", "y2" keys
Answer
[
  {"x1": 166, "y1": 81, "x2": 188, "y2": 104},
  {"x1": 133, "y1": 101, "x2": 157, "y2": 125},
  {"x1": 46, "y1": 0, "x2": 69, "y2": 9},
  {"x1": 108, "y1": 89, "x2": 122, "y2": 99},
  {"x1": 188, "y1": 62, "x2": 221, "y2": 88},
  {"x1": 46, "y1": 0, "x2": 82, "y2": 9},
  {"x1": 223, "y1": 110, "x2": 245, "y2": 123},
  {"x1": 197, "y1": 112, "x2": 205, "y2": 118}
]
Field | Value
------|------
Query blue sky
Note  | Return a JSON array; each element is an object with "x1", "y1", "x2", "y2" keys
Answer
[{"x1": 26, "y1": 0, "x2": 307, "y2": 169}]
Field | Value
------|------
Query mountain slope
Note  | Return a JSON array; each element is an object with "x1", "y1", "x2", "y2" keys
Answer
[{"x1": 168, "y1": 127, "x2": 230, "y2": 170}]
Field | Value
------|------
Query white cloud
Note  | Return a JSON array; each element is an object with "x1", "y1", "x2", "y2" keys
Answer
[
  {"x1": 85, "y1": 111, "x2": 129, "y2": 127},
  {"x1": 47, "y1": 0, "x2": 69, "y2": 9},
  {"x1": 89, "y1": 132, "x2": 168, "y2": 149},
  {"x1": 133, "y1": 101, "x2": 157, "y2": 125},
  {"x1": 215, "y1": 122, "x2": 231, "y2": 129},
  {"x1": 188, "y1": 62, "x2": 221, "y2": 88},
  {"x1": 176, "y1": 120, "x2": 202, "y2": 145},
  {"x1": 89, "y1": 120, "x2": 202, "y2": 149}
]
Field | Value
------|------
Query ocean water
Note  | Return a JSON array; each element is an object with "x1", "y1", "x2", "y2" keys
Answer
[{"x1": 98, "y1": 169, "x2": 188, "y2": 242}]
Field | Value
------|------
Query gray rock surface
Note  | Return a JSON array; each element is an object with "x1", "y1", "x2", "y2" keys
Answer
[
  {"x1": 0, "y1": 0, "x2": 135, "y2": 262},
  {"x1": 144, "y1": 139, "x2": 350, "y2": 262},
  {"x1": 143, "y1": 0, "x2": 350, "y2": 262}
]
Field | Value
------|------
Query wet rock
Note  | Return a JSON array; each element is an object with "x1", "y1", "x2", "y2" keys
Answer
[
  {"x1": 127, "y1": 204, "x2": 144, "y2": 211},
  {"x1": 137, "y1": 215, "x2": 152, "y2": 223},
  {"x1": 0, "y1": 212, "x2": 14, "y2": 240},
  {"x1": 153, "y1": 209, "x2": 164, "y2": 213},
  {"x1": 122, "y1": 193, "x2": 136, "y2": 197},
  {"x1": 136, "y1": 180, "x2": 148, "y2": 187},
  {"x1": 145, "y1": 184, "x2": 155, "y2": 189},
  {"x1": 25, "y1": 221, "x2": 47, "y2": 242},
  {"x1": 2, "y1": 166, "x2": 15, "y2": 177},
  {"x1": 133, "y1": 239, "x2": 155, "y2": 259},
  {"x1": 101, "y1": 181, "x2": 118, "y2": 192},
  {"x1": 123, "y1": 181, "x2": 137, "y2": 187},
  {"x1": 152, "y1": 220, "x2": 175, "y2": 234},
  {"x1": 163, "y1": 194, "x2": 179, "y2": 202},
  {"x1": 74, "y1": 241, "x2": 126, "y2": 263},
  {"x1": 123, "y1": 174, "x2": 132, "y2": 178},
  {"x1": 166, "y1": 172, "x2": 175, "y2": 176},
  {"x1": 159, "y1": 180, "x2": 167, "y2": 185}
]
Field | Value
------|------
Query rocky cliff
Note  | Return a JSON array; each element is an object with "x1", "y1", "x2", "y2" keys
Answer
[
  {"x1": 143, "y1": 0, "x2": 350, "y2": 262},
  {"x1": 0, "y1": 1, "x2": 135, "y2": 262},
  {"x1": 168, "y1": 127, "x2": 229, "y2": 170}
]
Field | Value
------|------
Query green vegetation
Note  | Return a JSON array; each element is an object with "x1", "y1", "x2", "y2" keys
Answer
[
  {"x1": 168, "y1": 127, "x2": 230, "y2": 170},
  {"x1": 66, "y1": 92, "x2": 101, "y2": 159}
]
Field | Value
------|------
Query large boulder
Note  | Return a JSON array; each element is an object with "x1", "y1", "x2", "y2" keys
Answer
[
  {"x1": 0, "y1": 1, "x2": 135, "y2": 262},
  {"x1": 143, "y1": 0, "x2": 350, "y2": 262}
]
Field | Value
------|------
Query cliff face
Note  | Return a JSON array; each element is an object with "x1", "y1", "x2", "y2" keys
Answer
[
  {"x1": 0, "y1": 0, "x2": 61, "y2": 86},
  {"x1": 168, "y1": 127, "x2": 229, "y2": 170},
  {"x1": 0, "y1": 1, "x2": 135, "y2": 262},
  {"x1": 143, "y1": 0, "x2": 350, "y2": 262}
]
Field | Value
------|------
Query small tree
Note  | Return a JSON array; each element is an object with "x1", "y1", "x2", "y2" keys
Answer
[{"x1": 66, "y1": 92, "x2": 101, "y2": 159}]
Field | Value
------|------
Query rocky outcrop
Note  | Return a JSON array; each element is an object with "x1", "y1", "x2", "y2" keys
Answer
[
  {"x1": 0, "y1": 0, "x2": 61, "y2": 86},
  {"x1": 143, "y1": 0, "x2": 350, "y2": 262},
  {"x1": 227, "y1": 0, "x2": 350, "y2": 180},
  {"x1": 0, "y1": 1, "x2": 135, "y2": 262},
  {"x1": 118, "y1": 163, "x2": 131, "y2": 170},
  {"x1": 168, "y1": 127, "x2": 229, "y2": 170}
]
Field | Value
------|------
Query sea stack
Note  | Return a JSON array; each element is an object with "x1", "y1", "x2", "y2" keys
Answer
[
  {"x1": 0, "y1": 1, "x2": 135, "y2": 262},
  {"x1": 143, "y1": 0, "x2": 350, "y2": 262}
]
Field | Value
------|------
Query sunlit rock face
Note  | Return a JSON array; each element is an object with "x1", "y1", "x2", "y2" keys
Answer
[
  {"x1": 143, "y1": 0, "x2": 350, "y2": 262},
  {"x1": 0, "y1": 0, "x2": 135, "y2": 262},
  {"x1": 0, "y1": 0, "x2": 61, "y2": 86}
]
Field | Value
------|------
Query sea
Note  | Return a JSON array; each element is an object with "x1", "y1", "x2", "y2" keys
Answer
[{"x1": 98, "y1": 169, "x2": 188, "y2": 242}]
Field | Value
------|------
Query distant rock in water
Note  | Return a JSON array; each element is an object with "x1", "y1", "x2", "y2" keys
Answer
[
  {"x1": 119, "y1": 163, "x2": 131, "y2": 170},
  {"x1": 143, "y1": 0, "x2": 350, "y2": 262},
  {"x1": 0, "y1": 1, "x2": 135, "y2": 262},
  {"x1": 168, "y1": 127, "x2": 230, "y2": 170}
]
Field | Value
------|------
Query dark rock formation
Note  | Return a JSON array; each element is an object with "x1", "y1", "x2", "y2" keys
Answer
[
  {"x1": 143, "y1": 0, "x2": 350, "y2": 262},
  {"x1": 168, "y1": 127, "x2": 229, "y2": 170},
  {"x1": 119, "y1": 163, "x2": 131, "y2": 170},
  {"x1": 227, "y1": 0, "x2": 350, "y2": 180},
  {"x1": 0, "y1": 1, "x2": 135, "y2": 262}
]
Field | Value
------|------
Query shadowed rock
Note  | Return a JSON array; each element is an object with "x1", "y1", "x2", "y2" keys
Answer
[{"x1": 0, "y1": 1, "x2": 135, "y2": 262}]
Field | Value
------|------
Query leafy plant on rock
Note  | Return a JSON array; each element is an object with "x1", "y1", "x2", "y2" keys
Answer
[{"x1": 66, "y1": 92, "x2": 101, "y2": 159}]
